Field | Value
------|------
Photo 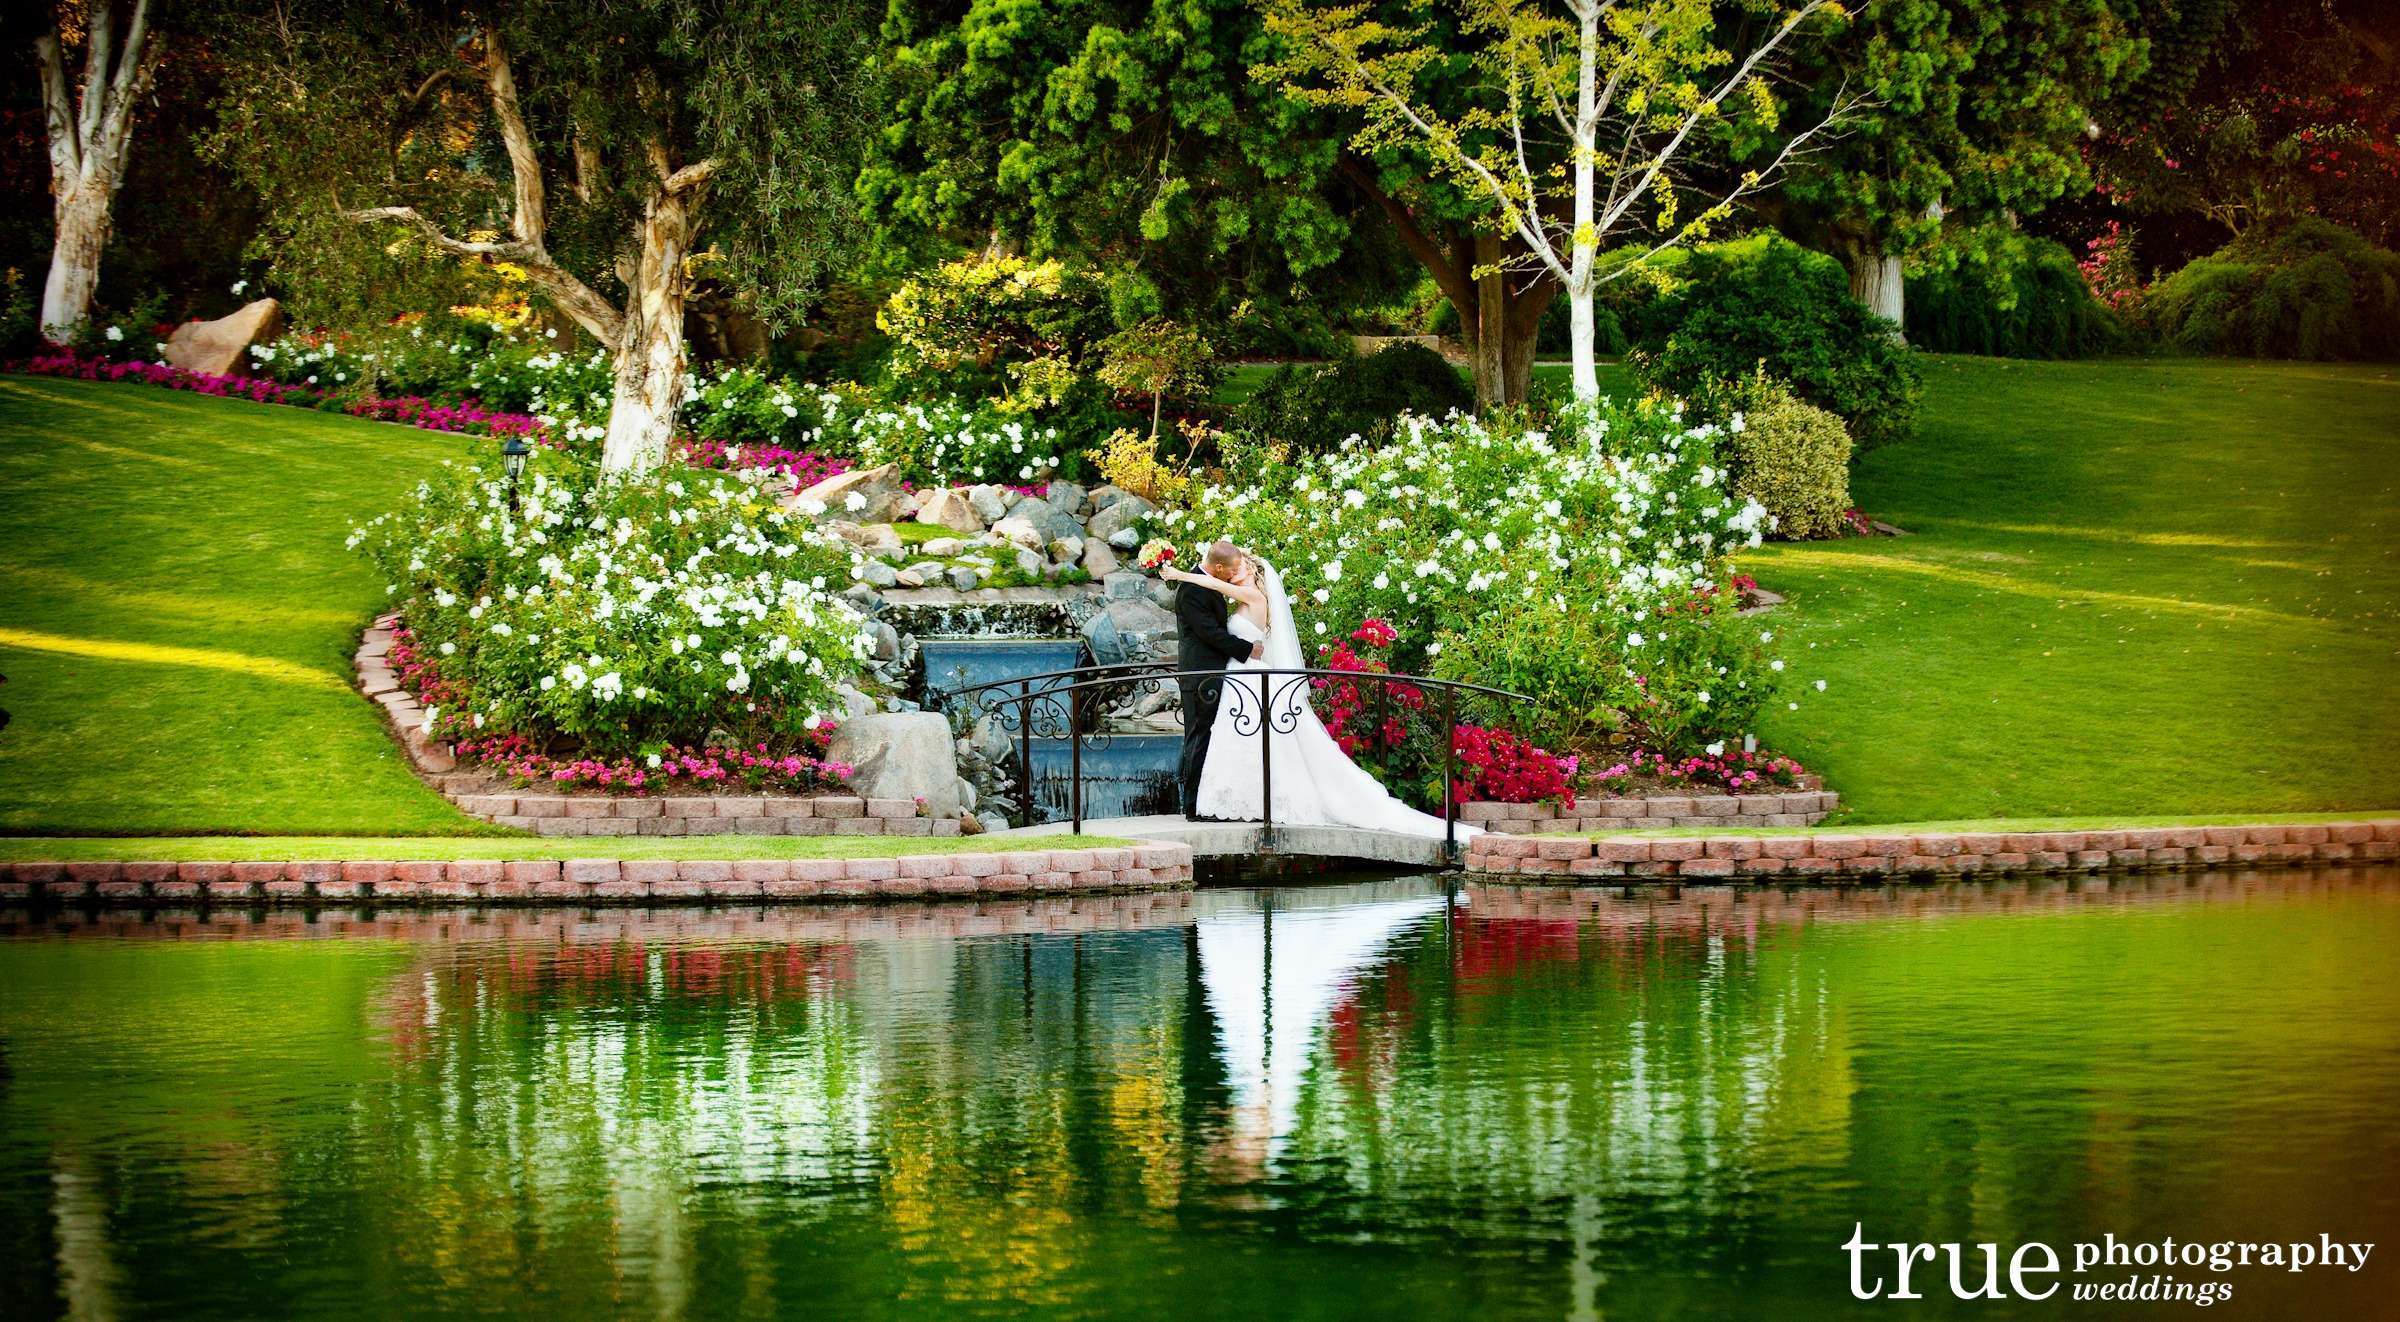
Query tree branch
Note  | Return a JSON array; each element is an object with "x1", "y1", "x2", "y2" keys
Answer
[
  {"x1": 94, "y1": 0, "x2": 155, "y2": 178},
  {"x1": 36, "y1": 26, "x2": 81, "y2": 184},
  {"x1": 344, "y1": 206, "x2": 625, "y2": 343},
  {"x1": 77, "y1": 0, "x2": 113, "y2": 149},
  {"x1": 662, "y1": 158, "x2": 720, "y2": 194},
  {"x1": 480, "y1": 27, "x2": 546, "y2": 249},
  {"x1": 1337, "y1": 156, "x2": 1477, "y2": 326}
]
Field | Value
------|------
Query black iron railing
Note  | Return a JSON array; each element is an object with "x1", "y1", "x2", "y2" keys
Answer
[{"x1": 932, "y1": 662, "x2": 1536, "y2": 861}]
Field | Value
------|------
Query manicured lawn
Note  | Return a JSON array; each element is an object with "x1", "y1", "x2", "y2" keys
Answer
[
  {"x1": 0, "y1": 377, "x2": 486, "y2": 835},
  {"x1": 0, "y1": 833, "x2": 1125, "y2": 862},
  {"x1": 1746, "y1": 357, "x2": 2400, "y2": 823}
]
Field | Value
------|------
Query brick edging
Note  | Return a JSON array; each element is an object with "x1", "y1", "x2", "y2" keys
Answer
[
  {"x1": 1464, "y1": 821, "x2": 2400, "y2": 880},
  {"x1": 0, "y1": 844, "x2": 1195, "y2": 906},
  {"x1": 1463, "y1": 787, "x2": 1838, "y2": 832},
  {"x1": 357, "y1": 617, "x2": 955, "y2": 838}
]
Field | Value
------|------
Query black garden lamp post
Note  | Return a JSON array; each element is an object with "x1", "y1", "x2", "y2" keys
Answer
[{"x1": 502, "y1": 435, "x2": 531, "y2": 510}]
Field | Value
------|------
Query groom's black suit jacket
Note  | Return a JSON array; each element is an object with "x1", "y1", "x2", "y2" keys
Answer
[{"x1": 1174, "y1": 579, "x2": 1253, "y2": 814}]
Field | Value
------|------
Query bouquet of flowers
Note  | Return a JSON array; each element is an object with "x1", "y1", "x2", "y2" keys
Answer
[{"x1": 1137, "y1": 539, "x2": 1178, "y2": 573}]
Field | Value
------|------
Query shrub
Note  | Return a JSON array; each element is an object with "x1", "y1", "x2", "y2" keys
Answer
[
  {"x1": 1093, "y1": 426, "x2": 1195, "y2": 505},
  {"x1": 1906, "y1": 233, "x2": 2127, "y2": 359},
  {"x1": 1167, "y1": 400, "x2": 1810, "y2": 756},
  {"x1": 351, "y1": 456, "x2": 869, "y2": 762},
  {"x1": 1724, "y1": 380, "x2": 1854, "y2": 540},
  {"x1": 1633, "y1": 235, "x2": 1921, "y2": 451},
  {"x1": 2145, "y1": 219, "x2": 2400, "y2": 360},
  {"x1": 1231, "y1": 341, "x2": 1474, "y2": 453}
]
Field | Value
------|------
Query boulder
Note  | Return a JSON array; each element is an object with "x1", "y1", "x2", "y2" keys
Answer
[
  {"x1": 1086, "y1": 493, "x2": 1156, "y2": 545},
  {"x1": 1108, "y1": 528, "x2": 1141, "y2": 550},
  {"x1": 1102, "y1": 596, "x2": 1178, "y2": 648},
  {"x1": 966, "y1": 484, "x2": 1016, "y2": 525},
  {"x1": 1081, "y1": 538, "x2": 1120, "y2": 578},
  {"x1": 832, "y1": 683, "x2": 878, "y2": 720},
  {"x1": 166, "y1": 298, "x2": 282, "y2": 377},
  {"x1": 863, "y1": 619, "x2": 901, "y2": 662},
  {"x1": 1005, "y1": 495, "x2": 1083, "y2": 546},
  {"x1": 955, "y1": 777, "x2": 979, "y2": 814},
  {"x1": 793, "y1": 462, "x2": 905, "y2": 521},
  {"x1": 826, "y1": 711, "x2": 961, "y2": 818},
  {"x1": 829, "y1": 520, "x2": 903, "y2": 556},
  {"x1": 854, "y1": 560, "x2": 900, "y2": 589},
  {"x1": 1083, "y1": 610, "x2": 1128, "y2": 666},
  {"x1": 1103, "y1": 571, "x2": 1152, "y2": 601},
  {"x1": 990, "y1": 515, "x2": 1045, "y2": 551},
  {"x1": 1090, "y1": 485, "x2": 1130, "y2": 512},
  {"x1": 1045, "y1": 480, "x2": 1090, "y2": 516},
  {"x1": 902, "y1": 560, "x2": 946, "y2": 582},
  {"x1": 1047, "y1": 535, "x2": 1084, "y2": 565},
  {"x1": 920, "y1": 537, "x2": 965, "y2": 558},
  {"x1": 946, "y1": 566, "x2": 983, "y2": 591},
  {"x1": 915, "y1": 487, "x2": 984, "y2": 534},
  {"x1": 1014, "y1": 548, "x2": 1045, "y2": 578}
]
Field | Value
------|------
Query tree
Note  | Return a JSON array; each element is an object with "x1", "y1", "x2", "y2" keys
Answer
[
  {"x1": 1755, "y1": 0, "x2": 2150, "y2": 327},
  {"x1": 2093, "y1": 0, "x2": 2399, "y2": 251},
  {"x1": 1257, "y1": 0, "x2": 1852, "y2": 404},
  {"x1": 32, "y1": 0, "x2": 160, "y2": 340},
  {"x1": 211, "y1": 0, "x2": 879, "y2": 471}
]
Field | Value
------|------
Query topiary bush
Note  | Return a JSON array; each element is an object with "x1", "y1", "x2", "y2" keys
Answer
[
  {"x1": 1231, "y1": 341, "x2": 1475, "y2": 453},
  {"x1": 2145, "y1": 219, "x2": 2400, "y2": 360},
  {"x1": 1906, "y1": 233, "x2": 2127, "y2": 359},
  {"x1": 1724, "y1": 380, "x2": 1854, "y2": 540},
  {"x1": 1631, "y1": 235, "x2": 1921, "y2": 451}
]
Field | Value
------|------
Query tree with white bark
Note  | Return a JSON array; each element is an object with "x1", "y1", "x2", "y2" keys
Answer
[
  {"x1": 33, "y1": 0, "x2": 160, "y2": 341},
  {"x1": 208, "y1": 0, "x2": 877, "y2": 471},
  {"x1": 1256, "y1": 0, "x2": 1855, "y2": 404}
]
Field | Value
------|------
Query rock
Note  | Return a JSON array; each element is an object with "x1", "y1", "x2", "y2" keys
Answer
[
  {"x1": 958, "y1": 812, "x2": 986, "y2": 836},
  {"x1": 1005, "y1": 495, "x2": 1083, "y2": 546},
  {"x1": 840, "y1": 584, "x2": 884, "y2": 613},
  {"x1": 1083, "y1": 610, "x2": 1128, "y2": 666},
  {"x1": 1014, "y1": 548, "x2": 1045, "y2": 578},
  {"x1": 894, "y1": 569, "x2": 926, "y2": 588},
  {"x1": 793, "y1": 462, "x2": 905, "y2": 521},
  {"x1": 1104, "y1": 571, "x2": 1151, "y2": 601},
  {"x1": 863, "y1": 619, "x2": 901, "y2": 662},
  {"x1": 1047, "y1": 535, "x2": 1084, "y2": 564},
  {"x1": 890, "y1": 490, "x2": 924, "y2": 521},
  {"x1": 1108, "y1": 528, "x2": 1141, "y2": 550},
  {"x1": 855, "y1": 560, "x2": 900, "y2": 588},
  {"x1": 1045, "y1": 480, "x2": 1089, "y2": 516},
  {"x1": 915, "y1": 487, "x2": 984, "y2": 534},
  {"x1": 831, "y1": 521, "x2": 903, "y2": 555},
  {"x1": 1090, "y1": 485, "x2": 1130, "y2": 512},
  {"x1": 1086, "y1": 493, "x2": 1157, "y2": 545},
  {"x1": 921, "y1": 537, "x2": 965, "y2": 558},
  {"x1": 832, "y1": 683, "x2": 878, "y2": 720},
  {"x1": 946, "y1": 566, "x2": 983, "y2": 591},
  {"x1": 1135, "y1": 687, "x2": 1178, "y2": 717},
  {"x1": 826, "y1": 711, "x2": 961, "y2": 818},
  {"x1": 971, "y1": 715, "x2": 1013, "y2": 766},
  {"x1": 990, "y1": 515, "x2": 1045, "y2": 551},
  {"x1": 1081, "y1": 539, "x2": 1120, "y2": 578},
  {"x1": 976, "y1": 811, "x2": 1011, "y2": 835},
  {"x1": 168, "y1": 298, "x2": 283, "y2": 377},
  {"x1": 1103, "y1": 596, "x2": 1177, "y2": 643},
  {"x1": 966, "y1": 484, "x2": 1016, "y2": 525},
  {"x1": 955, "y1": 777, "x2": 979, "y2": 814}
]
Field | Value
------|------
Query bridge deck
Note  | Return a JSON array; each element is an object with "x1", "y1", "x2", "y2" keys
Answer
[{"x1": 991, "y1": 814, "x2": 1460, "y2": 868}]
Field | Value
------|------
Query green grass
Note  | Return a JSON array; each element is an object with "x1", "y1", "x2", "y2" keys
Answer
[
  {"x1": 1746, "y1": 357, "x2": 2400, "y2": 823},
  {"x1": 0, "y1": 378, "x2": 487, "y2": 835},
  {"x1": 0, "y1": 833, "x2": 1128, "y2": 862}
]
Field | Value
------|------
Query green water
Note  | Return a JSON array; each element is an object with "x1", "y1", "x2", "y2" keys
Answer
[{"x1": 2, "y1": 871, "x2": 2396, "y2": 1320}]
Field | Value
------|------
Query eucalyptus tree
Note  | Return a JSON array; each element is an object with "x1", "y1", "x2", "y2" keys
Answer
[
  {"x1": 211, "y1": 0, "x2": 878, "y2": 471},
  {"x1": 30, "y1": 0, "x2": 161, "y2": 339},
  {"x1": 1257, "y1": 0, "x2": 1855, "y2": 404}
]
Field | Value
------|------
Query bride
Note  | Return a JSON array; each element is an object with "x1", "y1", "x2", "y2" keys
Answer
[{"x1": 1161, "y1": 545, "x2": 1478, "y2": 841}]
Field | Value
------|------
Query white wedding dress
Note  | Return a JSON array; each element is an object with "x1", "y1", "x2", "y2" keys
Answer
[{"x1": 1195, "y1": 562, "x2": 1479, "y2": 841}]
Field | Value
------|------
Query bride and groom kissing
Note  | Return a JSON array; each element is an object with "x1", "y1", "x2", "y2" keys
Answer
[{"x1": 1162, "y1": 541, "x2": 1476, "y2": 843}]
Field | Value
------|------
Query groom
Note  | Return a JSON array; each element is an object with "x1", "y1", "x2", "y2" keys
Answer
[{"x1": 1175, "y1": 541, "x2": 1263, "y2": 820}]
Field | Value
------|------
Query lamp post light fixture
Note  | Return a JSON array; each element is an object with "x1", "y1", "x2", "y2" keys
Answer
[{"x1": 502, "y1": 435, "x2": 531, "y2": 510}]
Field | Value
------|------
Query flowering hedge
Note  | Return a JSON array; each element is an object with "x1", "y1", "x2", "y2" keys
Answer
[
  {"x1": 352, "y1": 453, "x2": 871, "y2": 762},
  {"x1": 1167, "y1": 400, "x2": 1814, "y2": 756}
]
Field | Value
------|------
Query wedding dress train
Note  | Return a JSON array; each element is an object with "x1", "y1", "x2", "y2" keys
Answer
[{"x1": 1194, "y1": 562, "x2": 1477, "y2": 841}]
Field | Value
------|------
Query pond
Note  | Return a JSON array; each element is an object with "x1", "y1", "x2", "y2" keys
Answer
[{"x1": 2, "y1": 869, "x2": 2396, "y2": 1319}]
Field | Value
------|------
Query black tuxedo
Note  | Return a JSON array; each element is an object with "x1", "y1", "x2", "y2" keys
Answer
[{"x1": 1174, "y1": 578, "x2": 1254, "y2": 815}]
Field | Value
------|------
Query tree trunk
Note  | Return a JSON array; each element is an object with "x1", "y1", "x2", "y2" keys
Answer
[
  {"x1": 599, "y1": 187, "x2": 701, "y2": 472},
  {"x1": 1848, "y1": 251, "x2": 1906, "y2": 334},
  {"x1": 1566, "y1": 281, "x2": 1599, "y2": 404},
  {"x1": 1472, "y1": 233, "x2": 1506, "y2": 413},
  {"x1": 41, "y1": 182, "x2": 112, "y2": 341}
]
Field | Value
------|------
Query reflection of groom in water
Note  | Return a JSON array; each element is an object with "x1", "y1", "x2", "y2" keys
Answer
[{"x1": 1176, "y1": 542, "x2": 1264, "y2": 821}]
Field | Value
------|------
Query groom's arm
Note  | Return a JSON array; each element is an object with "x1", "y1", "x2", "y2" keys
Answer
[{"x1": 1178, "y1": 584, "x2": 1257, "y2": 663}]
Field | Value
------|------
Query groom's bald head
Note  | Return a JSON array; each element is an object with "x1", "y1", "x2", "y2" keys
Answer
[{"x1": 1203, "y1": 541, "x2": 1242, "y2": 576}]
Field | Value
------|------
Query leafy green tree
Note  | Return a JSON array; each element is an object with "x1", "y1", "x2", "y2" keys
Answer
[
  {"x1": 209, "y1": 0, "x2": 879, "y2": 471},
  {"x1": 1752, "y1": 0, "x2": 2151, "y2": 329},
  {"x1": 1257, "y1": 0, "x2": 1852, "y2": 404}
]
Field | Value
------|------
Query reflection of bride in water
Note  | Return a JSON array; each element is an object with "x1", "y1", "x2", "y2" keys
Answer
[{"x1": 1195, "y1": 884, "x2": 1450, "y2": 1176}]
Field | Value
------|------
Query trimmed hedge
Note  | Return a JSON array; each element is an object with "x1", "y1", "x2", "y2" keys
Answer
[{"x1": 1728, "y1": 382, "x2": 1854, "y2": 540}]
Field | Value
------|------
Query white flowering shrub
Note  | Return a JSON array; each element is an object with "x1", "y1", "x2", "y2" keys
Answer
[
  {"x1": 1167, "y1": 399, "x2": 1793, "y2": 753},
  {"x1": 352, "y1": 455, "x2": 870, "y2": 759},
  {"x1": 827, "y1": 397, "x2": 1072, "y2": 488}
]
